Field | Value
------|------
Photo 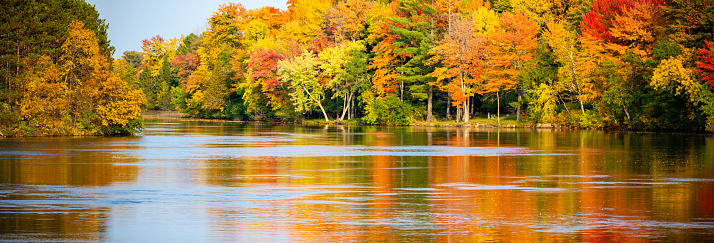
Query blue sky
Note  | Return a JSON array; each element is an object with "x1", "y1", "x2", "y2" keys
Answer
[{"x1": 85, "y1": 0, "x2": 288, "y2": 59}]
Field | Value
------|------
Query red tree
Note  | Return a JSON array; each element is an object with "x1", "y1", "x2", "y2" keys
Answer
[
  {"x1": 581, "y1": 0, "x2": 663, "y2": 42},
  {"x1": 696, "y1": 40, "x2": 714, "y2": 90}
]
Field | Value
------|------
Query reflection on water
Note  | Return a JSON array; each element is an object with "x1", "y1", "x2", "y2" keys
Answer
[{"x1": 1, "y1": 122, "x2": 713, "y2": 242}]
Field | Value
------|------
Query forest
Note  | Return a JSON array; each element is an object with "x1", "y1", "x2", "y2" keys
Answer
[
  {"x1": 2, "y1": 0, "x2": 714, "y2": 136},
  {"x1": 1, "y1": 0, "x2": 143, "y2": 136}
]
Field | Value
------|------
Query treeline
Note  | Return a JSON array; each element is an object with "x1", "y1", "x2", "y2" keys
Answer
[
  {"x1": 126, "y1": 0, "x2": 714, "y2": 132},
  {"x1": 0, "y1": 0, "x2": 143, "y2": 136}
]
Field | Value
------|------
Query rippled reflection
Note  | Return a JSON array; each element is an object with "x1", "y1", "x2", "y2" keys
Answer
[{"x1": 0, "y1": 122, "x2": 713, "y2": 242}]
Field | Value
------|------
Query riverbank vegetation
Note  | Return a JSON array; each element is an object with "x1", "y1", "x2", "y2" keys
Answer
[
  {"x1": 3, "y1": 0, "x2": 714, "y2": 136},
  {"x1": 122, "y1": 0, "x2": 714, "y2": 132},
  {"x1": 0, "y1": 0, "x2": 143, "y2": 137}
]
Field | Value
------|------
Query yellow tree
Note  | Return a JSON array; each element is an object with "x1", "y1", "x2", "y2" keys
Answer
[
  {"x1": 185, "y1": 3, "x2": 246, "y2": 117},
  {"x1": 328, "y1": 0, "x2": 375, "y2": 42},
  {"x1": 509, "y1": 0, "x2": 553, "y2": 26},
  {"x1": 282, "y1": 0, "x2": 332, "y2": 46},
  {"x1": 544, "y1": 20, "x2": 585, "y2": 113},
  {"x1": 278, "y1": 50, "x2": 330, "y2": 122},
  {"x1": 140, "y1": 35, "x2": 180, "y2": 77},
  {"x1": 651, "y1": 56, "x2": 714, "y2": 132},
  {"x1": 18, "y1": 56, "x2": 67, "y2": 135},
  {"x1": 60, "y1": 20, "x2": 105, "y2": 91},
  {"x1": 63, "y1": 20, "x2": 143, "y2": 134},
  {"x1": 20, "y1": 20, "x2": 144, "y2": 135},
  {"x1": 59, "y1": 20, "x2": 110, "y2": 128},
  {"x1": 83, "y1": 69, "x2": 144, "y2": 134}
]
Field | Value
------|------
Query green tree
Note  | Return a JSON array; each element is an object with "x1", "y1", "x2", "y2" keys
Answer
[
  {"x1": 387, "y1": 0, "x2": 437, "y2": 121},
  {"x1": 278, "y1": 50, "x2": 330, "y2": 121},
  {"x1": 319, "y1": 41, "x2": 370, "y2": 121}
]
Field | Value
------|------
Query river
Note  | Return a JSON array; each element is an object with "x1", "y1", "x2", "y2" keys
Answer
[{"x1": 1, "y1": 121, "x2": 713, "y2": 242}]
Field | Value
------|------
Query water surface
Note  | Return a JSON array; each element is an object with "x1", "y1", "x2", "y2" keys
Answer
[{"x1": 1, "y1": 122, "x2": 713, "y2": 242}]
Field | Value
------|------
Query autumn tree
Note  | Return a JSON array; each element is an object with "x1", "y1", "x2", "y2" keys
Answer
[
  {"x1": 664, "y1": 0, "x2": 714, "y2": 45},
  {"x1": 244, "y1": 48, "x2": 293, "y2": 119},
  {"x1": 545, "y1": 20, "x2": 584, "y2": 113},
  {"x1": 9, "y1": 18, "x2": 143, "y2": 136},
  {"x1": 327, "y1": 0, "x2": 375, "y2": 42},
  {"x1": 283, "y1": 0, "x2": 332, "y2": 46},
  {"x1": 652, "y1": 56, "x2": 714, "y2": 132},
  {"x1": 375, "y1": 0, "x2": 437, "y2": 121},
  {"x1": 578, "y1": 0, "x2": 665, "y2": 125},
  {"x1": 18, "y1": 56, "x2": 67, "y2": 135},
  {"x1": 430, "y1": 16, "x2": 487, "y2": 122},
  {"x1": 182, "y1": 3, "x2": 245, "y2": 118},
  {"x1": 487, "y1": 11, "x2": 538, "y2": 122},
  {"x1": 697, "y1": 40, "x2": 714, "y2": 90},
  {"x1": 320, "y1": 41, "x2": 371, "y2": 121},
  {"x1": 367, "y1": 1, "x2": 401, "y2": 98},
  {"x1": 278, "y1": 50, "x2": 330, "y2": 121}
]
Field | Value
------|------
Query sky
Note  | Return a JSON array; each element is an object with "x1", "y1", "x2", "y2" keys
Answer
[{"x1": 84, "y1": 0, "x2": 287, "y2": 59}]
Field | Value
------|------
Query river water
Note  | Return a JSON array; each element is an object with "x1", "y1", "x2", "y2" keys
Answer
[{"x1": 1, "y1": 121, "x2": 713, "y2": 242}]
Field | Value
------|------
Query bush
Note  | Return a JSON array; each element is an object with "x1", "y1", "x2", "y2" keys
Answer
[
  {"x1": 363, "y1": 95, "x2": 413, "y2": 125},
  {"x1": 578, "y1": 110, "x2": 606, "y2": 128}
]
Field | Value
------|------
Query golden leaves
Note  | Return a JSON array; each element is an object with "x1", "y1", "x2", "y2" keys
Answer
[
  {"x1": 60, "y1": 20, "x2": 106, "y2": 85},
  {"x1": 19, "y1": 56, "x2": 68, "y2": 135},
  {"x1": 16, "y1": 21, "x2": 144, "y2": 136},
  {"x1": 89, "y1": 70, "x2": 144, "y2": 127},
  {"x1": 651, "y1": 56, "x2": 698, "y2": 99}
]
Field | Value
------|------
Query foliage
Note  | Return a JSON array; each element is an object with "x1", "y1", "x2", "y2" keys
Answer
[
  {"x1": 22, "y1": 0, "x2": 711, "y2": 131},
  {"x1": 696, "y1": 40, "x2": 714, "y2": 90},
  {"x1": 429, "y1": 15, "x2": 487, "y2": 122},
  {"x1": 651, "y1": 55, "x2": 714, "y2": 132},
  {"x1": 2, "y1": 14, "x2": 143, "y2": 136},
  {"x1": 320, "y1": 41, "x2": 371, "y2": 121},
  {"x1": 363, "y1": 94, "x2": 413, "y2": 125},
  {"x1": 527, "y1": 83, "x2": 558, "y2": 123},
  {"x1": 277, "y1": 50, "x2": 330, "y2": 121}
]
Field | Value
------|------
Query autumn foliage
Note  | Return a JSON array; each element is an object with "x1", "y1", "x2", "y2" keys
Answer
[
  {"x1": 6, "y1": 0, "x2": 714, "y2": 134},
  {"x1": 697, "y1": 40, "x2": 714, "y2": 90},
  {"x1": 1, "y1": 2, "x2": 143, "y2": 137}
]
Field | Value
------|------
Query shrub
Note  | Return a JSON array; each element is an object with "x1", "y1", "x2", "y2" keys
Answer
[{"x1": 363, "y1": 95, "x2": 413, "y2": 125}]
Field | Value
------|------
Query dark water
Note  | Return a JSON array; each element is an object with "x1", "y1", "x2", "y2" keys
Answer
[{"x1": 1, "y1": 121, "x2": 713, "y2": 242}]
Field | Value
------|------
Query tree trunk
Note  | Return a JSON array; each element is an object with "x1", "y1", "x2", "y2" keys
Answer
[
  {"x1": 460, "y1": 72, "x2": 468, "y2": 123},
  {"x1": 464, "y1": 97, "x2": 469, "y2": 123},
  {"x1": 446, "y1": 94, "x2": 451, "y2": 120},
  {"x1": 302, "y1": 84, "x2": 329, "y2": 122},
  {"x1": 516, "y1": 89, "x2": 522, "y2": 121},
  {"x1": 339, "y1": 91, "x2": 353, "y2": 122},
  {"x1": 456, "y1": 107, "x2": 462, "y2": 123},
  {"x1": 558, "y1": 93, "x2": 570, "y2": 113},
  {"x1": 317, "y1": 102, "x2": 329, "y2": 122},
  {"x1": 567, "y1": 44, "x2": 585, "y2": 114},
  {"x1": 427, "y1": 85, "x2": 433, "y2": 122},
  {"x1": 400, "y1": 79, "x2": 404, "y2": 101},
  {"x1": 497, "y1": 91, "x2": 501, "y2": 126}
]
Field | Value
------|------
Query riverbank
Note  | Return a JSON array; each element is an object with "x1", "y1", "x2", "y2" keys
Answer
[
  {"x1": 141, "y1": 110, "x2": 713, "y2": 134},
  {"x1": 142, "y1": 110, "x2": 247, "y2": 123},
  {"x1": 144, "y1": 110, "x2": 554, "y2": 129}
]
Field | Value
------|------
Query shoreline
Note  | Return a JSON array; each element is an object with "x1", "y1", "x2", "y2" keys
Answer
[{"x1": 143, "y1": 110, "x2": 710, "y2": 135}]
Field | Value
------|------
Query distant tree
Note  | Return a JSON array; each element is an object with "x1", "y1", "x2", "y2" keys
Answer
[{"x1": 122, "y1": 51, "x2": 143, "y2": 68}]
